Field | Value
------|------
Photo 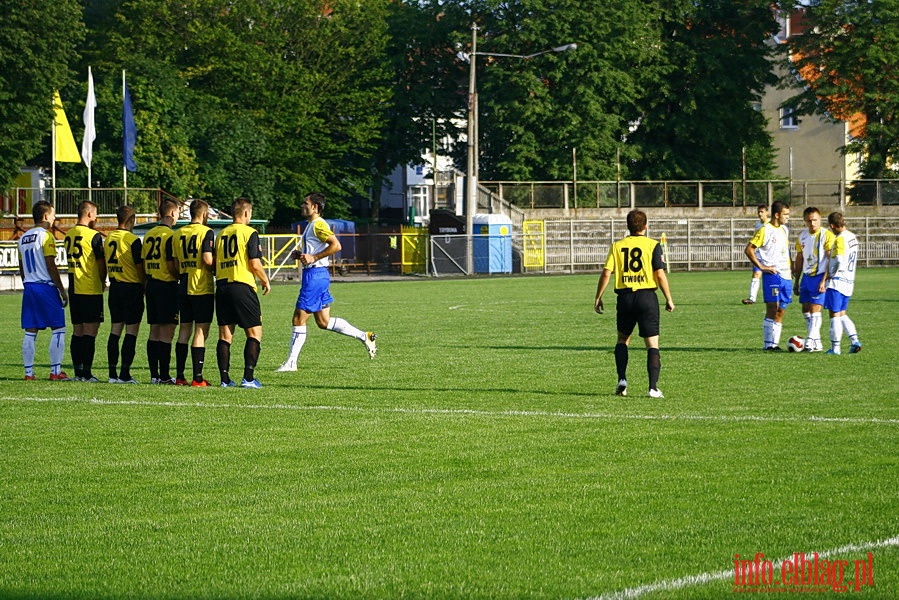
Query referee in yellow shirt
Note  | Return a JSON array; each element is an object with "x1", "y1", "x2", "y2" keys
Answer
[{"x1": 594, "y1": 210, "x2": 675, "y2": 398}]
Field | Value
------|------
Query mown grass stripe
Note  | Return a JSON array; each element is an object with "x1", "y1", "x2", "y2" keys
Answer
[{"x1": 4, "y1": 395, "x2": 899, "y2": 425}]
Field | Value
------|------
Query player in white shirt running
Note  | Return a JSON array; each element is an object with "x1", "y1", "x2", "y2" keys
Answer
[
  {"x1": 792, "y1": 207, "x2": 834, "y2": 352},
  {"x1": 277, "y1": 192, "x2": 377, "y2": 372},
  {"x1": 824, "y1": 212, "x2": 861, "y2": 354},
  {"x1": 744, "y1": 201, "x2": 792, "y2": 350}
]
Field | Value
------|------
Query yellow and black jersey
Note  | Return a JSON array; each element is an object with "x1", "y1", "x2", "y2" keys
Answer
[
  {"x1": 174, "y1": 223, "x2": 215, "y2": 295},
  {"x1": 64, "y1": 224, "x2": 105, "y2": 295},
  {"x1": 142, "y1": 224, "x2": 177, "y2": 282},
  {"x1": 105, "y1": 229, "x2": 143, "y2": 284},
  {"x1": 603, "y1": 234, "x2": 665, "y2": 292},
  {"x1": 216, "y1": 223, "x2": 262, "y2": 291}
]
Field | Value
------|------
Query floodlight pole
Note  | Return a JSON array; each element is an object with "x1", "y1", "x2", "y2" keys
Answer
[
  {"x1": 465, "y1": 23, "x2": 479, "y2": 276},
  {"x1": 464, "y1": 27, "x2": 576, "y2": 274}
]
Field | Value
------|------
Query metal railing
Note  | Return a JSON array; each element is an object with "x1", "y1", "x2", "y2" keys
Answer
[
  {"x1": 1, "y1": 216, "x2": 896, "y2": 282},
  {"x1": 524, "y1": 216, "x2": 899, "y2": 273},
  {"x1": 4, "y1": 188, "x2": 182, "y2": 216},
  {"x1": 484, "y1": 179, "x2": 899, "y2": 210}
]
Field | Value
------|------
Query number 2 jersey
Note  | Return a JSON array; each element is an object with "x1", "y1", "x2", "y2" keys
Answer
[
  {"x1": 603, "y1": 234, "x2": 665, "y2": 292},
  {"x1": 105, "y1": 229, "x2": 143, "y2": 284}
]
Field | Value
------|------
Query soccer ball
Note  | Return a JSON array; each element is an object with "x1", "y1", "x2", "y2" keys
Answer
[{"x1": 787, "y1": 335, "x2": 805, "y2": 352}]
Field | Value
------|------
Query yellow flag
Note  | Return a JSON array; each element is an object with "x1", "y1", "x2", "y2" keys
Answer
[{"x1": 53, "y1": 90, "x2": 82, "y2": 163}]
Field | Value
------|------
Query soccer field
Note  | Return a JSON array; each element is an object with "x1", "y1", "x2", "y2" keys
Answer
[{"x1": 1, "y1": 269, "x2": 897, "y2": 598}]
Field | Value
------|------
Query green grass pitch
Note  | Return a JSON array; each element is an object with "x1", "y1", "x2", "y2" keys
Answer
[{"x1": 1, "y1": 269, "x2": 897, "y2": 598}]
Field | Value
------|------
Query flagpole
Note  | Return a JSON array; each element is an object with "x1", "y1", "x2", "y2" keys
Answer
[
  {"x1": 51, "y1": 113, "x2": 57, "y2": 205},
  {"x1": 82, "y1": 66, "x2": 96, "y2": 204},
  {"x1": 123, "y1": 70, "x2": 127, "y2": 204}
]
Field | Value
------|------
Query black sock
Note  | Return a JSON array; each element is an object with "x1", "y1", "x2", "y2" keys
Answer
[
  {"x1": 175, "y1": 342, "x2": 189, "y2": 381},
  {"x1": 217, "y1": 340, "x2": 231, "y2": 384},
  {"x1": 83, "y1": 335, "x2": 96, "y2": 378},
  {"x1": 158, "y1": 342, "x2": 172, "y2": 380},
  {"x1": 191, "y1": 346, "x2": 206, "y2": 383},
  {"x1": 107, "y1": 334, "x2": 121, "y2": 379},
  {"x1": 72, "y1": 335, "x2": 83, "y2": 378},
  {"x1": 243, "y1": 338, "x2": 260, "y2": 382},
  {"x1": 614, "y1": 342, "x2": 629, "y2": 381},
  {"x1": 120, "y1": 333, "x2": 137, "y2": 380},
  {"x1": 147, "y1": 339, "x2": 159, "y2": 380},
  {"x1": 647, "y1": 348, "x2": 661, "y2": 390}
]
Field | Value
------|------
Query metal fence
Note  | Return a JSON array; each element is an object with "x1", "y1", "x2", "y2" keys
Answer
[
  {"x1": 5, "y1": 188, "x2": 182, "y2": 216},
  {"x1": 483, "y1": 179, "x2": 899, "y2": 210},
  {"x1": 2, "y1": 217, "x2": 896, "y2": 281},
  {"x1": 525, "y1": 216, "x2": 899, "y2": 274}
]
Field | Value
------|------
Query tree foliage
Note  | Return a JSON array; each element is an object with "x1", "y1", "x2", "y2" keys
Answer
[
  {"x1": 621, "y1": 0, "x2": 779, "y2": 180},
  {"x1": 453, "y1": 0, "x2": 659, "y2": 181},
  {"x1": 786, "y1": 0, "x2": 899, "y2": 179},
  {"x1": 0, "y1": 0, "x2": 83, "y2": 190},
  {"x1": 437, "y1": 0, "x2": 778, "y2": 182},
  {"x1": 3, "y1": 0, "x2": 840, "y2": 220}
]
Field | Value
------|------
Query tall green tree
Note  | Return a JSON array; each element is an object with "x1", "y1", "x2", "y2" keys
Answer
[
  {"x1": 368, "y1": 0, "x2": 472, "y2": 221},
  {"x1": 0, "y1": 0, "x2": 83, "y2": 190},
  {"x1": 785, "y1": 0, "x2": 899, "y2": 179},
  {"x1": 627, "y1": 0, "x2": 779, "y2": 180},
  {"x1": 434, "y1": 0, "x2": 777, "y2": 184},
  {"x1": 454, "y1": 0, "x2": 655, "y2": 181},
  {"x1": 67, "y1": 0, "x2": 204, "y2": 197}
]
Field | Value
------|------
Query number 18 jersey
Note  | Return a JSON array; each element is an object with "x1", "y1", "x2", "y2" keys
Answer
[{"x1": 603, "y1": 234, "x2": 665, "y2": 291}]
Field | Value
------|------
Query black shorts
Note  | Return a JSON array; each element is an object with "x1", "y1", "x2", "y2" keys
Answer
[
  {"x1": 108, "y1": 281, "x2": 145, "y2": 325},
  {"x1": 69, "y1": 293, "x2": 104, "y2": 325},
  {"x1": 145, "y1": 278, "x2": 179, "y2": 326},
  {"x1": 216, "y1": 282, "x2": 262, "y2": 329},
  {"x1": 616, "y1": 288, "x2": 661, "y2": 338},
  {"x1": 180, "y1": 293, "x2": 215, "y2": 324}
]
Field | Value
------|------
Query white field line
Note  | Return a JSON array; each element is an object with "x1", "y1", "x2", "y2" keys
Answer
[
  {"x1": 587, "y1": 535, "x2": 899, "y2": 600},
  {"x1": 2, "y1": 395, "x2": 899, "y2": 426}
]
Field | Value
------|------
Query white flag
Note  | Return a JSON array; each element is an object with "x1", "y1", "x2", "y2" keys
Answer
[{"x1": 81, "y1": 66, "x2": 97, "y2": 168}]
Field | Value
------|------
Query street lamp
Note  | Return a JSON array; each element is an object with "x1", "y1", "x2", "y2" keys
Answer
[{"x1": 463, "y1": 23, "x2": 576, "y2": 274}]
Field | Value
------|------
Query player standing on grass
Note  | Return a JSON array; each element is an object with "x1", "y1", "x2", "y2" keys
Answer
[
  {"x1": 594, "y1": 209, "x2": 674, "y2": 399},
  {"x1": 277, "y1": 192, "x2": 377, "y2": 372},
  {"x1": 744, "y1": 201, "x2": 792, "y2": 351},
  {"x1": 18, "y1": 201, "x2": 70, "y2": 381},
  {"x1": 173, "y1": 200, "x2": 216, "y2": 387},
  {"x1": 64, "y1": 200, "x2": 106, "y2": 381},
  {"x1": 143, "y1": 199, "x2": 180, "y2": 384},
  {"x1": 215, "y1": 197, "x2": 270, "y2": 388},
  {"x1": 824, "y1": 212, "x2": 862, "y2": 355},
  {"x1": 105, "y1": 205, "x2": 145, "y2": 383},
  {"x1": 792, "y1": 207, "x2": 833, "y2": 352},
  {"x1": 742, "y1": 204, "x2": 769, "y2": 305}
]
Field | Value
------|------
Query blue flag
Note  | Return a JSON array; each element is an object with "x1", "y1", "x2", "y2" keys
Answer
[{"x1": 123, "y1": 79, "x2": 137, "y2": 172}]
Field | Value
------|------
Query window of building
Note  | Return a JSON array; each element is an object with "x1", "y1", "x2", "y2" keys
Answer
[
  {"x1": 409, "y1": 186, "x2": 429, "y2": 218},
  {"x1": 780, "y1": 107, "x2": 800, "y2": 129}
]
